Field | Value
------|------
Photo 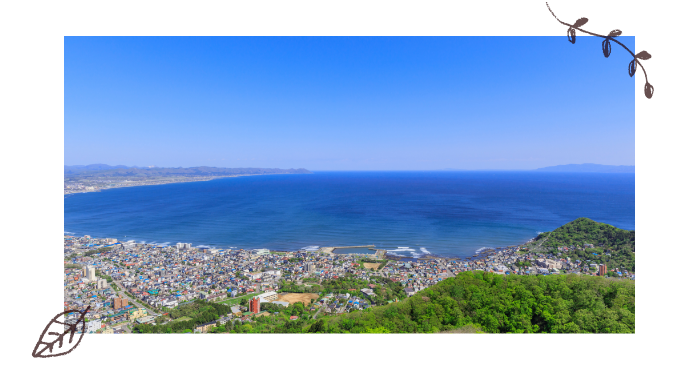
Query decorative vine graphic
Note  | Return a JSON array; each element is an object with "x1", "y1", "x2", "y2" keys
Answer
[
  {"x1": 546, "y1": 3, "x2": 654, "y2": 98},
  {"x1": 32, "y1": 306, "x2": 90, "y2": 358}
]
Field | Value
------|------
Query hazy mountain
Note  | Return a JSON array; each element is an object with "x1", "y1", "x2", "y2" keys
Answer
[
  {"x1": 64, "y1": 164, "x2": 134, "y2": 173},
  {"x1": 534, "y1": 164, "x2": 634, "y2": 173}
]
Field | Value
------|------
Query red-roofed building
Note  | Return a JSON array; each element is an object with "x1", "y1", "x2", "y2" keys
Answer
[{"x1": 249, "y1": 297, "x2": 261, "y2": 314}]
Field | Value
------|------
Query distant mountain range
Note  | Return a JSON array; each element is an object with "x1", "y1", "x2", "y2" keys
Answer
[
  {"x1": 65, "y1": 164, "x2": 136, "y2": 174},
  {"x1": 64, "y1": 164, "x2": 312, "y2": 177},
  {"x1": 441, "y1": 164, "x2": 634, "y2": 173},
  {"x1": 534, "y1": 164, "x2": 634, "y2": 173}
]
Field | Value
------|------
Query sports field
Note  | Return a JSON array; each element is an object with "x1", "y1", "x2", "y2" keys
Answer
[{"x1": 277, "y1": 293, "x2": 319, "y2": 306}]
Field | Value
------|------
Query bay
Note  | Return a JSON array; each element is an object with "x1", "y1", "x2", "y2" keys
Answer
[{"x1": 64, "y1": 171, "x2": 635, "y2": 259}]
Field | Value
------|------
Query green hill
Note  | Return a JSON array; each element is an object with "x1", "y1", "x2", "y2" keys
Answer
[
  {"x1": 532, "y1": 217, "x2": 634, "y2": 250},
  {"x1": 529, "y1": 218, "x2": 635, "y2": 271},
  {"x1": 318, "y1": 271, "x2": 634, "y2": 333},
  {"x1": 134, "y1": 271, "x2": 635, "y2": 334}
]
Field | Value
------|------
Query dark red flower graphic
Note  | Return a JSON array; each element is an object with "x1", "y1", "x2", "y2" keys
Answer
[
  {"x1": 32, "y1": 306, "x2": 90, "y2": 358},
  {"x1": 545, "y1": 2, "x2": 654, "y2": 99}
]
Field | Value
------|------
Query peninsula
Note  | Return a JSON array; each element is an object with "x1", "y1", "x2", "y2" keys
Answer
[{"x1": 64, "y1": 165, "x2": 312, "y2": 195}]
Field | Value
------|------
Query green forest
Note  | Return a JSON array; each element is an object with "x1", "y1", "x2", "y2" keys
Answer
[
  {"x1": 132, "y1": 300, "x2": 231, "y2": 333},
  {"x1": 530, "y1": 218, "x2": 635, "y2": 271},
  {"x1": 277, "y1": 279, "x2": 322, "y2": 294},
  {"x1": 80, "y1": 247, "x2": 112, "y2": 257},
  {"x1": 133, "y1": 271, "x2": 634, "y2": 334},
  {"x1": 317, "y1": 271, "x2": 634, "y2": 333}
]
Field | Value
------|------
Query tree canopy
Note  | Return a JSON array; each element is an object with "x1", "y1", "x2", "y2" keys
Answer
[
  {"x1": 531, "y1": 218, "x2": 635, "y2": 271},
  {"x1": 533, "y1": 218, "x2": 634, "y2": 251},
  {"x1": 318, "y1": 271, "x2": 634, "y2": 333}
]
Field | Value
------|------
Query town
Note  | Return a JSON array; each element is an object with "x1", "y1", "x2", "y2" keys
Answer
[
  {"x1": 64, "y1": 234, "x2": 635, "y2": 334},
  {"x1": 64, "y1": 176, "x2": 240, "y2": 195},
  {"x1": 63, "y1": 165, "x2": 312, "y2": 195}
]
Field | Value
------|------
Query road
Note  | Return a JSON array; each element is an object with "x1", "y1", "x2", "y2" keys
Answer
[
  {"x1": 105, "y1": 259, "x2": 159, "y2": 316},
  {"x1": 111, "y1": 278, "x2": 158, "y2": 316},
  {"x1": 312, "y1": 302, "x2": 327, "y2": 319}
]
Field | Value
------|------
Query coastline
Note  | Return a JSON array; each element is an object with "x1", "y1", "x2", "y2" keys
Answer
[
  {"x1": 384, "y1": 247, "x2": 508, "y2": 262},
  {"x1": 63, "y1": 172, "x2": 310, "y2": 196},
  {"x1": 65, "y1": 231, "x2": 525, "y2": 263}
]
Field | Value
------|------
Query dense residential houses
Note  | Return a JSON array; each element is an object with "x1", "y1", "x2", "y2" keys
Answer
[{"x1": 63, "y1": 234, "x2": 634, "y2": 333}]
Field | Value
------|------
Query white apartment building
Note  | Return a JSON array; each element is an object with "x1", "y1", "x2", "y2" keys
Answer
[{"x1": 256, "y1": 291, "x2": 279, "y2": 302}]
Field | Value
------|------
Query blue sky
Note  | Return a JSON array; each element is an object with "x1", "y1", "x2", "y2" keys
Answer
[{"x1": 65, "y1": 36, "x2": 635, "y2": 170}]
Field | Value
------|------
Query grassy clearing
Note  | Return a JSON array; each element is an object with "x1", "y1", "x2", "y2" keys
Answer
[
  {"x1": 437, "y1": 325, "x2": 483, "y2": 334},
  {"x1": 221, "y1": 292, "x2": 263, "y2": 306}
]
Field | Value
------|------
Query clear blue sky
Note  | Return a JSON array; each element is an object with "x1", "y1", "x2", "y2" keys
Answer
[{"x1": 65, "y1": 36, "x2": 635, "y2": 170}]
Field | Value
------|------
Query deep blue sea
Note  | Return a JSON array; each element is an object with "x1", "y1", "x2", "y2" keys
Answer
[{"x1": 64, "y1": 171, "x2": 634, "y2": 259}]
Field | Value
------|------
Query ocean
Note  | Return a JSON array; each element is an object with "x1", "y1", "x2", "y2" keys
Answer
[{"x1": 64, "y1": 171, "x2": 635, "y2": 259}]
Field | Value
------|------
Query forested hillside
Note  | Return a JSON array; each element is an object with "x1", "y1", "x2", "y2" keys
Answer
[
  {"x1": 319, "y1": 271, "x2": 634, "y2": 333},
  {"x1": 133, "y1": 300, "x2": 232, "y2": 333},
  {"x1": 533, "y1": 218, "x2": 634, "y2": 250},
  {"x1": 132, "y1": 271, "x2": 634, "y2": 334},
  {"x1": 530, "y1": 218, "x2": 635, "y2": 271}
]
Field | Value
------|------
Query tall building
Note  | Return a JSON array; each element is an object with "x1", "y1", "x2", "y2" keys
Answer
[
  {"x1": 304, "y1": 263, "x2": 315, "y2": 272},
  {"x1": 249, "y1": 297, "x2": 261, "y2": 314},
  {"x1": 599, "y1": 264, "x2": 607, "y2": 276},
  {"x1": 88, "y1": 266, "x2": 96, "y2": 281},
  {"x1": 114, "y1": 296, "x2": 129, "y2": 310},
  {"x1": 82, "y1": 266, "x2": 88, "y2": 278}
]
